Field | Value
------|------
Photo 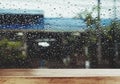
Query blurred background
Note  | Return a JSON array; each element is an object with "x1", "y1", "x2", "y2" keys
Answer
[{"x1": 0, "y1": 0, "x2": 120, "y2": 68}]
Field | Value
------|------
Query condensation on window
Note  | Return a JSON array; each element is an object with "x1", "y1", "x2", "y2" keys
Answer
[{"x1": 0, "y1": 0, "x2": 120, "y2": 68}]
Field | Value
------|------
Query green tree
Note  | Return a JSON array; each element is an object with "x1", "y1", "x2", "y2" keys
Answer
[
  {"x1": 0, "y1": 38, "x2": 27, "y2": 68},
  {"x1": 74, "y1": 1, "x2": 102, "y2": 67}
]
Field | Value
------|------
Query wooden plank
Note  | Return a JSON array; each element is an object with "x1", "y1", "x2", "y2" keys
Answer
[
  {"x1": 0, "y1": 69, "x2": 120, "y2": 77},
  {"x1": 0, "y1": 77, "x2": 120, "y2": 84}
]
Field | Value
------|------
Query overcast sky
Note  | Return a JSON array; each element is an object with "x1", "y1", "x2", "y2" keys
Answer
[{"x1": 0, "y1": 0, "x2": 120, "y2": 18}]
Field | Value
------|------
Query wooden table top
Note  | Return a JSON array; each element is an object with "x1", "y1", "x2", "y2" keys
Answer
[{"x1": 0, "y1": 69, "x2": 120, "y2": 77}]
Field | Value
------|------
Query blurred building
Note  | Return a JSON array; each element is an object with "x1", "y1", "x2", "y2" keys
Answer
[{"x1": 0, "y1": 9, "x2": 44, "y2": 29}]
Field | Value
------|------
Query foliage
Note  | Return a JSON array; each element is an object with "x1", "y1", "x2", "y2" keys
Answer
[
  {"x1": 74, "y1": 4, "x2": 120, "y2": 67},
  {"x1": 0, "y1": 38, "x2": 26, "y2": 67},
  {"x1": 0, "y1": 38, "x2": 22, "y2": 48}
]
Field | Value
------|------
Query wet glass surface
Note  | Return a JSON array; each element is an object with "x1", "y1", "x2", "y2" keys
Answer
[{"x1": 0, "y1": 0, "x2": 120, "y2": 68}]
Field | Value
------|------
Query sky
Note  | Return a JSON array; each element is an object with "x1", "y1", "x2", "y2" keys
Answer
[{"x1": 0, "y1": 0, "x2": 120, "y2": 18}]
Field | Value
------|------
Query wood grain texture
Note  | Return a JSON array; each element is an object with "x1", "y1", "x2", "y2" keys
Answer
[
  {"x1": 0, "y1": 69, "x2": 120, "y2": 77},
  {"x1": 1, "y1": 77, "x2": 120, "y2": 84},
  {"x1": 1, "y1": 69, "x2": 120, "y2": 84}
]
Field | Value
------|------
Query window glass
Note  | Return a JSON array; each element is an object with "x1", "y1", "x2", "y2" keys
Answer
[{"x1": 0, "y1": 0, "x2": 120, "y2": 68}]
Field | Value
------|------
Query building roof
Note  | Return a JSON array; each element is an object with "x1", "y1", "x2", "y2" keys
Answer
[{"x1": 0, "y1": 9, "x2": 44, "y2": 15}]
